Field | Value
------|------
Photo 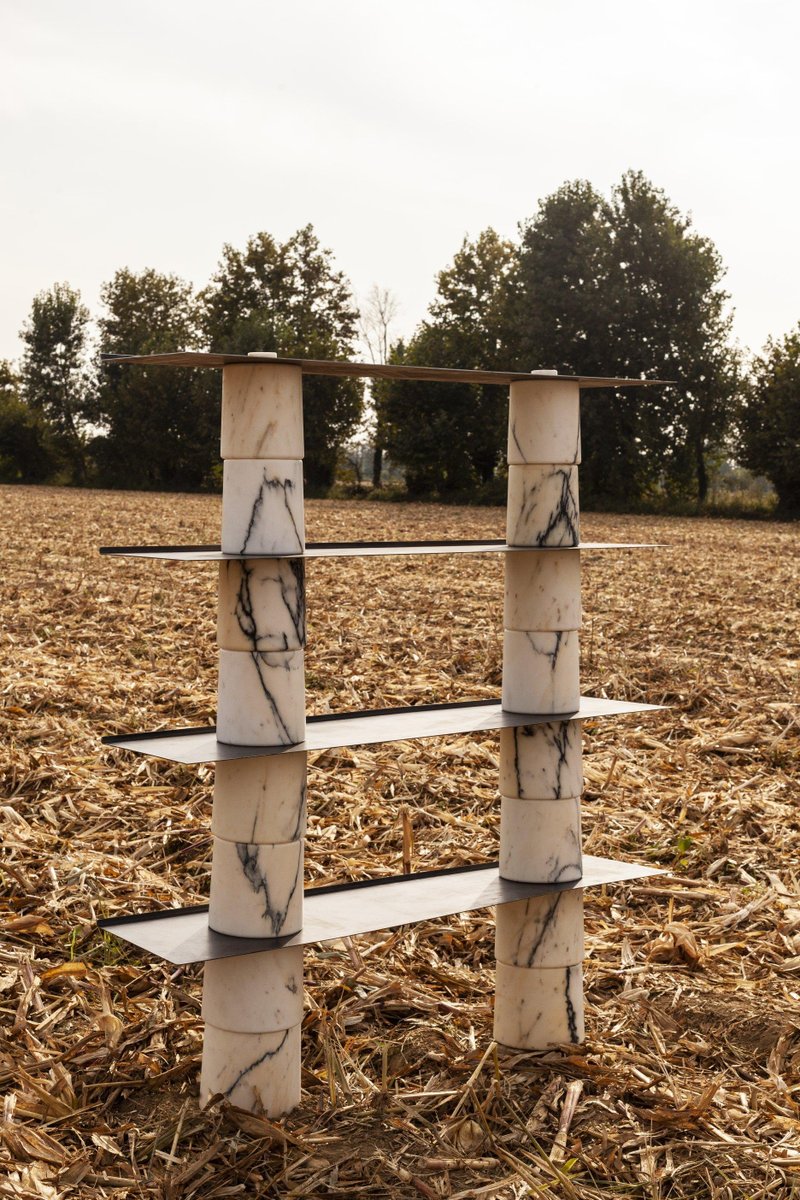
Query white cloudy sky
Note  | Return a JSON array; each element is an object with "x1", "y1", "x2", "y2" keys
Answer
[{"x1": 2, "y1": 0, "x2": 798, "y2": 363}]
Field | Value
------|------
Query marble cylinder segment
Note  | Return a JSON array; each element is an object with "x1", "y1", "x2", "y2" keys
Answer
[
  {"x1": 499, "y1": 721, "x2": 583, "y2": 800},
  {"x1": 493, "y1": 962, "x2": 584, "y2": 1048},
  {"x1": 221, "y1": 460, "x2": 305, "y2": 556},
  {"x1": 221, "y1": 364, "x2": 304, "y2": 460},
  {"x1": 507, "y1": 380, "x2": 581, "y2": 465},
  {"x1": 499, "y1": 796, "x2": 582, "y2": 883},
  {"x1": 218, "y1": 558, "x2": 306, "y2": 653},
  {"x1": 495, "y1": 891, "x2": 584, "y2": 968},
  {"x1": 200, "y1": 1022, "x2": 301, "y2": 1115},
  {"x1": 217, "y1": 648, "x2": 305, "y2": 746},
  {"x1": 501, "y1": 630, "x2": 580, "y2": 714},
  {"x1": 213, "y1": 753, "x2": 307, "y2": 844},
  {"x1": 506, "y1": 466, "x2": 579, "y2": 547},
  {"x1": 504, "y1": 550, "x2": 581, "y2": 632},
  {"x1": 209, "y1": 836, "x2": 303, "y2": 938},
  {"x1": 202, "y1": 947, "x2": 304, "y2": 1033}
]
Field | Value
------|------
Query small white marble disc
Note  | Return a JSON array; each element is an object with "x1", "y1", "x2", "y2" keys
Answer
[
  {"x1": 506, "y1": 465, "x2": 579, "y2": 547},
  {"x1": 501, "y1": 630, "x2": 580, "y2": 715},
  {"x1": 499, "y1": 795, "x2": 582, "y2": 883},
  {"x1": 499, "y1": 721, "x2": 583, "y2": 800},
  {"x1": 217, "y1": 647, "x2": 305, "y2": 747},
  {"x1": 504, "y1": 550, "x2": 581, "y2": 631},
  {"x1": 218, "y1": 558, "x2": 306, "y2": 652},
  {"x1": 495, "y1": 890, "x2": 584, "y2": 968},
  {"x1": 213, "y1": 752, "x2": 307, "y2": 843},
  {"x1": 494, "y1": 962, "x2": 584, "y2": 1048},
  {"x1": 507, "y1": 380, "x2": 581, "y2": 465},
  {"x1": 209, "y1": 836, "x2": 303, "y2": 938},
  {"x1": 200, "y1": 1022, "x2": 301, "y2": 1115},
  {"x1": 221, "y1": 364, "x2": 304, "y2": 460},
  {"x1": 221, "y1": 460, "x2": 305, "y2": 556},
  {"x1": 202, "y1": 946, "x2": 304, "y2": 1033}
]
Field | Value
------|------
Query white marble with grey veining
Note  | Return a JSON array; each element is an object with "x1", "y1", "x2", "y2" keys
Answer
[
  {"x1": 495, "y1": 891, "x2": 584, "y2": 968},
  {"x1": 200, "y1": 1021, "x2": 301, "y2": 1115},
  {"x1": 221, "y1": 364, "x2": 304, "y2": 460},
  {"x1": 506, "y1": 465, "x2": 579, "y2": 547},
  {"x1": 209, "y1": 836, "x2": 303, "y2": 938},
  {"x1": 213, "y1": 753, "x2": 307, "y2": 844},
  {"x1": 499, "y1": 795, "x2": 582, "y2": 883},
  {"x1": 499, "y1": 721, "x2": 583, "y2": 800},
  {"x1": 221, "y1": 460, "x2": 305, "y2": 555},
  {"x1": 218, "y1": 558, "x2": 306, "y2": 652},
  {"x1": 202, "y1": 946, "x2": 304, "y2": 1033},
  {"x1": 507, "y1": 380, "x2": 581, "y2": 466},
  {"x1": 504, "y1": 550, "x2": 581, "y2": 632},
  {"x1": 217, "y1": 647, "x2": 305, "y2": 746},
  {"x1": 493, "y1": 962, "x2": 584, "y2": 1048},
  {"x1": 501, "y1": 630, "x2": 580, "y2": 714}
]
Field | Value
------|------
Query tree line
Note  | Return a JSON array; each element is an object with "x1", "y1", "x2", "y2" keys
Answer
[{"x1": 1, "y1": 173, "x2": 797, "y2": 512}]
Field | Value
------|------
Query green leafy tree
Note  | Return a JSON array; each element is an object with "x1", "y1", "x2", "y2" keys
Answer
[
  {"x1": 92, "y1": 268, "x2": 215, "y2": 490},
  {"x1": 19, "y1": 283, "x2": 93, "y2": 483},
  {"x1": 379, "y1": 229, "x2": 518, "y2": 495},
  {"x1": 202, "y1": 226, "x2": 363, "y2": 490},
  {"x1": 0, "y1": 361, "x2": 58, "y2": 482},
  {"x1": 516, "y1": 172, "x2": 739, "y2": 505},
  {"x1": 738, "y1": 327, "x2": 800, "y2": 512}
]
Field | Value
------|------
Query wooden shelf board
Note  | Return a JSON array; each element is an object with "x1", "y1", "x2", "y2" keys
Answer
[{"x1": 98, "y1": 855, "x2": 662, "y2": 964}]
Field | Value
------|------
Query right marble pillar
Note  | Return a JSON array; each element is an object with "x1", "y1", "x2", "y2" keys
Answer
[{"x1": 495, "y1": 377, "x2": 586, "y2": 1049}]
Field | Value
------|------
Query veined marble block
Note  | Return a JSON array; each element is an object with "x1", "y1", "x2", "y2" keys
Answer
[
  {"x1": 217, "y1": 648, "x2": 305, "y2": 747},
  {"x1": 504, "y1": 550, "x2": 581, "y2": 632},
  {"x1": 494, "y1": 962, "x2": 584, "y2": 1048},
  {"x1": 202, "y1": 947, "x2": 304, "y2": 1033},
  {"x1": 218, "y1": 558, "x2": 306, "y2": 652},
  {"x1": 499, "y1": 796, "x2": 582, "y2": 883},
  {"x1": 221, "y1": 460, "x2": 304, "y2": 556},
  {"x1": 495, "y1": 891, "x2": 584, "y2": 968},
  {"x1": 213, "y1": 753, "x2": 307, "y2": 844},
  {"x1": 200, "y1": 1022, "x2": 301, "y2": 1115},
  {"x1": 209, "y1": 836, "x2": 303, "y2": 938},
  {"x1": 506, "y1": 466, "x2": 579, "y2": 547},
  {"x1": 221, "y1": 364, "x2": 303, "y2": 460},
  {"x1": 499, "y1": 721, "x2": 583, "y2": 800},
  {"x1": 507, "y1": 380, "x2": 581, "y2": 466},
  {"x1": 501, "y1": 630, "x2": 580, "y2": 714}
]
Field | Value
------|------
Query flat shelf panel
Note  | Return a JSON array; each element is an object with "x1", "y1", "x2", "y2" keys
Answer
[
  {"x1": 102, "y1": 352, "x2": 670, "y2": 389},
  {"x1": 99, "y1": 539, "x2": 660, "y2": 562},
  {"x1": 102, "y1": 696, "x2": 664, "y2": 765},
  {"x1": 98, "y1": 855, "x2": 662, "y2": 965}
]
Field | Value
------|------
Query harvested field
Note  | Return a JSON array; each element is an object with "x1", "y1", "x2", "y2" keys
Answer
[{"x1": 1, "y1": 483, "x2": 799, "y2": 1199}]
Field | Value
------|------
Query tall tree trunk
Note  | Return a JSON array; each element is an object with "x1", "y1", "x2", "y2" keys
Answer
[
  {"x1": 696, "y1": 436, "x2": 708, "y2": 504},
  {"x1": 372, "y1": 444, "x2": 383, "y2": 489}
]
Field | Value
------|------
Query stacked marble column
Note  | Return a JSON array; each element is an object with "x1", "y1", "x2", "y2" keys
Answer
[
  {"x1": 495, "y1": 378, "x2": 586, "y2": 1049},
  {"x1": 200, "y1": 361, "x2": 307, "y2": 1114}
]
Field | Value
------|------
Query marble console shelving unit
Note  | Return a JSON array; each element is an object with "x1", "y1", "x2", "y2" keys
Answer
[{"x1": 98, "y1": 351, "x2": 666, "y2": 1116}]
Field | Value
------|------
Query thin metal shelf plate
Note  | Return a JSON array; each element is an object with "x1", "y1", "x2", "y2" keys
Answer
[
  {"x1": 98, "y1": 855, "x2": 662, "y2": 965},
  {"x1": 102, "y1": 696, "x2": 663, "y2": 765},
  {"x1": 99, "y1": 539, "x2": 659, "y2": 562},
  {"x1": 102, "y1": 352, "x2": 670, "y2": 389}
]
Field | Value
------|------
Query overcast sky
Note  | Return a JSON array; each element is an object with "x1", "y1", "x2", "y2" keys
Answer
[{"x1": 2, "y1": 0, "x2": 798, "y2": 364}]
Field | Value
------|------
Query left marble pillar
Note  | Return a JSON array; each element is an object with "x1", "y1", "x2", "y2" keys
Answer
[{"x1": 200, "y1": 361, "x2": 306, "y2": 1115}]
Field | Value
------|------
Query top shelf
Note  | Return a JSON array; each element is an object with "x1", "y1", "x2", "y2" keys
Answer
[
  {"x1": 100, "y1": 539, "x2": 660, "y2": 562},
  {"x1": 102, "y1": 352, "x2": 671, "y2": 390}
]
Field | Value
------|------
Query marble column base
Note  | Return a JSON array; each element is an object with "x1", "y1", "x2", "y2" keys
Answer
[
  {"x1": 213, "y1": 752, "x2": 307, "y2": 844},
  {"x1": 221, "y1": 460, "x2": 304, "y2": 555},
  {"x1": 217, "y1": 648, "x2": 305, "y2": 746},
  {"x1": 202, "y1": 947, "x2": 303, "y2": 1033},
  {"x1": 218, "y1": 558, "x2": 305, "y2": 652},
  {"x1": 501, "y1": 630, "x2": 580, "y2": 714},
  {"x1": 504, "y1": 551, "x2": 581, "y2": 631},
  {"x1": 209, "y1": 836, "x2": 303, "y2": 938},
  {"x1": 221, "y1": 364, "x2": 303, "y2": 460},
  {"x1": 499, "y1": 721, "x2": 583, "y2": 800},
  {"x1": 494, "y1": 962, "x2": 584, "y2": 1048},
  {"x1": 499, "y1": 796, "x2": 582, "y2": 883},
  {"x1": 506, "y1": 465, "x2": 579, "y2": 547},
  {"x1": 495, "y1": 891, "x2": 584, "y2": 968},
  {"x1": 507, "y1": 381, "x2": 581, "y2": 466},
  {"x1": 200, "y1": 1021, "x2": 301, "y2": 1115}
]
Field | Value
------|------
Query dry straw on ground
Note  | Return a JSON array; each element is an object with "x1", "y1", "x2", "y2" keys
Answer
[{"x1": 0, "y1": 484, "x2": 798, "y2": 1199}]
